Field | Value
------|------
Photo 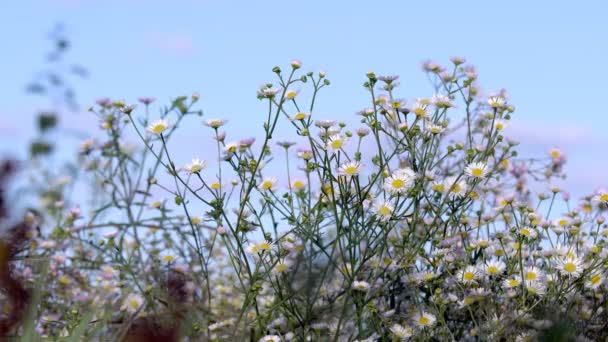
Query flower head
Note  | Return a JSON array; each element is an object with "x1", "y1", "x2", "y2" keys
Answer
[
  {"x1": 184, "y1": 158, "x2": 207, "y2": 174},
  {"x1": 465, "y1": 162, "x2": 488, "y2": 179},
  {"x1": 146, "y1": 119, "x2": 170, "y2": 135}
]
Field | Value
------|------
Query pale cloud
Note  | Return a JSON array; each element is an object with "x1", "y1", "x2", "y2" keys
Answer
[
  {"x1": 147, "y1": 32, "x2": 197, "y2": 57},
  {"x1": 507, "y1": 119, "x2": 603, "y2": 147}
]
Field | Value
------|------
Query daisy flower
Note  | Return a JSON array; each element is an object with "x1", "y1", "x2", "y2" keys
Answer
[
  {"x1": 326, "y1": 134, "x2": 348, "y2": 153},
  {"x1": 523, "y1": 266, "x2": 544, "y2": 282},
  {"x1": 592, "y1": 190, "x2": 608, "y2": 205},
  {"x1": 503, "y1": 277, "x2": 521, "y2": 289},
  {"x1": 338, "y1": 161, "x2": 363, "y2": 178},
  {"x1": 290, "y1": 111, "x2": 310, "y2": 121},
  {"x1": 487, "y1": 95, "x2": 505, "y2": 108},
  {"x1": 412, "y1": 311, "x2": 436, "y2": 328},
  {"x1": 121, "y1": 293, "x2": 144, "y2": 314},
  {"x1": 457, "y1": 265, "x2": 479, "y2": 284},
  {"x1": 146, "y1": 119, "x2": 170, "y2": 135},
  {"x1": 494, "y1": 119, "x2": 507, "y2": 131},
  {"x1": 258, "y1": 240, "x2": 274, "y2": 253},
  {"x1": 204, "y1": 118, "x2": 227, "y2": 129},
  {"x1": 290, "y1": 179, "x2": 307, "y2": 191},
  {"x1": 431, "y1": 94, "x2": 453, "y2": 108},
  {"x1": 352, "y1": 280, "x2": 370, "y2": 291},
  {"x1": 426, "y1": 123, "x2": 445, "y2": 135},
  {"x1": 373, "y1": 201, "x2": 394, "y2": 222},
  {"x1": 285, "y1": 88, "x2": 299, "y2": 99},
  {"x1": 518, "y1": 227, "x2": 538, "y2": 238},
  {"x1": 390, "y1": 324, "x2": 413, "y2": 340},
  {"x1": 465, "y1": 162, "x2": 488, "y2": 179},
  {"x1": 184, "y1": 158, "x2": 207, "y2": 174},
  {"x1": 410, "y1": 99, "x2": 430, "y2": 118},
  {"x1": 585, "y1": 272, "x2": 604, "y2": 290},
  {"x1": 259, "y1": 335, "x2": 281, "y2": 342},
  {"x1": 444, "y1": 176, "x2": 467, "y2": 199},
  {"x1": 259, "y1": 177, "x2": 278, "y2": 192},
  {"x1": 525, "y1": 280, "x2": 546, "y2": 296},
  {"x1": 483, "y1": 260, "x2": 506, "y2": 277},
  {"x1": 556, "y1": 256, "x2": 584, "y2": 277},
  {"x1": 384, "y1": 170, "x2": 415, "y2": 196}
]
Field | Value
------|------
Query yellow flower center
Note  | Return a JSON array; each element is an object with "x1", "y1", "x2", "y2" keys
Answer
[
  {"x1": 163, "y1": 255, "x2": 174, "y2": 262},
  {"x1": 600, "y1": 194, "x2": 608, "y2": 202},
  {"x1": 378, "y1": 206, "x2": 391, "y2": 216},
  {"x1": 550, "y1": 150, "x2": 561, "y2": 158},
  {"x1": 331, "y1": 140, "x2": 343, "y2": 149},
  {"x1": 472, "y1": 168, "x2": 483, "y2": 177},
  {"x1": 419, "y1": 316, "x2": 430, "y2": 325},
  {"x1": 129, "y1": 299, "x2": 139, "y2": 309},
  {"x1": 152, "y1": 124, "x2": 166, "y2": 134},
  {"x1": 275, "y1": 264, "x2": 287, "y2": 273},
  {"x1": 295, "y1": 112, "x2": 306, "y2": 120},
  {"x1": 451, "y1": 184, "x2": 461, "y2": 193},
  {"x1": 487, "y1": 266, "x2": 498, "y2": 274},
  {"x1": 261, "y1": 181, "x2": 273, "y2": 190},
  {"x1": 521, "y1": 229, "x2": 531, "y2": 237},
  {"x1": 211, "y1": 182, "x2": 221, "y2": 190},
  {"x1": 525, "y1": 272, "x2": 537, "y2": 281},
  {"x1": 463, "y1": 272, "x2": 475, "y2": 281},
  {"x1": 591, "y1": 274, "x2": 602, "y2": 284},
  {"x1": 563, "y1": 262, "x2": 576, "y2": 273},
  {"x1": 432, "y1": 184, "x2": 444, "y2": 192},
  {"x1": 392, "y1": 179, "x2": 404, "y2": 189},
  {"x1": 293, "y1": 181, "x2": 305, "y2": 189},
  {"x1": 508, "y1": 279, "x2": 519, "y2": 287},
  {"x1": 259, "y1": 242, "x2": 271, "y2": 251},
  {"x1": 344, "y1": 166, "x2": 358, "y2": 175}
]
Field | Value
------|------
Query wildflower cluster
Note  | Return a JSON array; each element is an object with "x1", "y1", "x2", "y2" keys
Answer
[{"x1": 3, "y1": 58, "x2": 608, "y2": 341}]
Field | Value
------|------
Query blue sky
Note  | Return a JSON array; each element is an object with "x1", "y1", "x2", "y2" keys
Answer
[{"x1": 1, "y1": 0, "x2": 607, "y2": 198}]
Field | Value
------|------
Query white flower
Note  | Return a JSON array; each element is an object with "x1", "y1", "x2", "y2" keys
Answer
[
  {"x1": 146, "y1": 119, "x2": 170, "y2": 135},
  {"x1": 390, "y1": 324, "x2": 413, "y2": 340},
  {"x1": 523, "y1": 266, "x2": 544, "y2": 282},
  {"x1": 121, "y1": 293, "x2": 144, "y2": 314},
  {"x1": 426, "y1": 123, "x2": 445, "y2": 135},
  {"x1": 465, "y1": 162, "x2": 488, "y2": 178},
  {"x1": 410, "y1": 99, "x2": 429, "y2": 117},
  {"x1": 412, "y1": 311, "x2": 436, "y2": 328},
  {"x1": 457, "y1": 265, "x2": 479, "y2": 284},
  {"x1": 290, "y1": 112, "x2": 310, "y2": 121},
  {"x1": 352, "y1": 280, "x2": 370, "y2": 291},
  {"x1": 585, "y1": 272, "x2": 604, "y2": 290},
  {"x1": 384, "y1": 170, "x2": 415, "y2": 196},
  {"x1": 483, "y1": 260, "x2": 506, "y2": 277},
  {"x1": 488, "y1": 95, "x2": 506, "y2": 108},
  {"x1": 444, "y1": 176, "x2": 467, "y2": 199},
  {"x1": 431, "y1": 94, "x2": 453, "y2": 108},
  {"x1": 204, "y1": 118, "x2": 227, "y2": 128},
  {"x1": 259, "y1": 177, "x2": 278, "y2": 192},
  {"x1": 592, "y1": 191, "x2": 608, "y2": 205},
  {"x1": 518, "y1": 227, "x2": 538, "y2": 238},
  {"x1": 326, "y1": 134, "x2": 348, "y2": 153},
  {"x1": 373, "y1": 201, "x2": 394, "y2": 222},
  {"x1": 503, "y1": 276, "x2": 521, "y2": 289},
  {"x1": 338, "y1": 161, "x2": 363, "y2": 177},
  {"x1": 259, "y1": 335, "x2": 281, "y2": 342},
  {"x1": 291, "y1": 179, "x2": 307, "y2": 191},
  {"x1": 557, "y1": 256, "x2": 584, "y2": 277},
  {"x1": 184, "y1": 158, "x2": 207, "y2": 174}
]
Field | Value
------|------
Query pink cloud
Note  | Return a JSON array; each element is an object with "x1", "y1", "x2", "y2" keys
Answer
[{"x1": 147, "y1": 32, "x2": 197, "y2": 57}]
